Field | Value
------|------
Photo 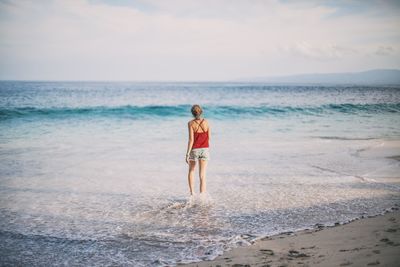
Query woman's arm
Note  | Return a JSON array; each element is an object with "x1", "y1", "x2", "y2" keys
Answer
[
  {"x1": 208, "y1": 121, "x2": 211, "y2": 143},
  {"x1": 186, "y1": 122, "x2": 194, "y2": 156}
]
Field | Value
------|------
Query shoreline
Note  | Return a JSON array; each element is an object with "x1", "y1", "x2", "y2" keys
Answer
[{"x1": 181, "y1": 209, "x2": 400, "y2": 267}]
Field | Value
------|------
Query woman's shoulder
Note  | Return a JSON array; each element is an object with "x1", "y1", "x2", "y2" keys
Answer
[
  {"x1": 188, "y1": 120, "x2": 196, "y2": 127},
  {"x1": 188, "y1": 118, "x2": 209, "y2": 126}
]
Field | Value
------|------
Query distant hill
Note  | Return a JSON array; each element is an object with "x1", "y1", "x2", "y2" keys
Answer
[{"x1": 241, "y1": 69, "x2": 400, "y2": 85}]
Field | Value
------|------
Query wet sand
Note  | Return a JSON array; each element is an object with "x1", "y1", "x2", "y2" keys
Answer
[{"x1": 181, "y1": 210, "x2": 400, "y2": 267}]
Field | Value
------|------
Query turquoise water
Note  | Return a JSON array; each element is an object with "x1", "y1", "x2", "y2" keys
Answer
[
  {"x1": 1, "y1": 81, "x2": 400, "y2": 266},
  {"x1": 2, "y1": 103, "x2": 400, "y2": 121}
]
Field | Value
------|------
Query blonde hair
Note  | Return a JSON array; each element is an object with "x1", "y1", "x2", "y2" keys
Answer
[{"x1": 191, "y1": 104, "x2": 203, "y2": 119}]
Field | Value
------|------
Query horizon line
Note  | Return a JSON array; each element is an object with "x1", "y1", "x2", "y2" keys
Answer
[{"x1": 1, "y1": 68, "x2": 399, "y2": 83}]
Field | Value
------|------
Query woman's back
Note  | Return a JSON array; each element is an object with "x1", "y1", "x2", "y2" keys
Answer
[
  {"x1": 190, "y1": 118, "x2": 209, "y2": 133},
  {"x1": 190, "y1": 118, "x2": 209, "y2": 149}
]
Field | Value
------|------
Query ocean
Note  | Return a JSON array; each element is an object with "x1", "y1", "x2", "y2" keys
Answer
[{"x1": 0, "y1": 81, "x2": 399, "y2": 266}]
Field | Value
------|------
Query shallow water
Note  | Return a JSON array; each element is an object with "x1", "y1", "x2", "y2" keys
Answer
[{"x1": 0, "y1": 82, "x2": 400, "y2": 266}]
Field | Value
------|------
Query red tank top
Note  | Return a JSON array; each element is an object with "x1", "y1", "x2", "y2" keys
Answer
[{"x1": 192, "y1": 119, "x2": 209, "y2": 149}]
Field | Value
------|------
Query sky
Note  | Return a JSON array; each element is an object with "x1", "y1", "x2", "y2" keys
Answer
[{"x1": 0, "y1": 0, "x2": 399, "y2": 81}]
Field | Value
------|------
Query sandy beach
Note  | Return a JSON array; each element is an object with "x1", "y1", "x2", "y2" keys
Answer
[{"x1": 182, "y1": 209, "x2": 400, "y2": 267}]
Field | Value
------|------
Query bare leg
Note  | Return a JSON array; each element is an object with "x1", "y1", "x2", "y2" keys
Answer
[
  {"x1": 199, "y1": 159, "x2": 208, "y2": 193},
  {"x1": 188, "y1": 160, "x2": 196, "y2": 195}
]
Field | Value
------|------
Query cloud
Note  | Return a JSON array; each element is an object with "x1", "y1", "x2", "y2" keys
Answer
[
  {"x1": 375, "y1": 45, "x2": 395, "y2": 56},
  {"x1": 0, "y1": 0, "x2": 399, "y2": 80},
  {"x1": 282, "y1": 41, "x2": 358, "y2": 60}
]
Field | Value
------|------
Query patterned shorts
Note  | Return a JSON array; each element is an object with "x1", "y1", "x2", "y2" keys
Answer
[{"x1": 189, "y1": 148, "x2": 210, "y2": 161}]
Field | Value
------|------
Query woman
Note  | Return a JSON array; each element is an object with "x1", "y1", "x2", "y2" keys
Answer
[{"x1": 185, "y1": 104, "x2": 210, "y2": 196}]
